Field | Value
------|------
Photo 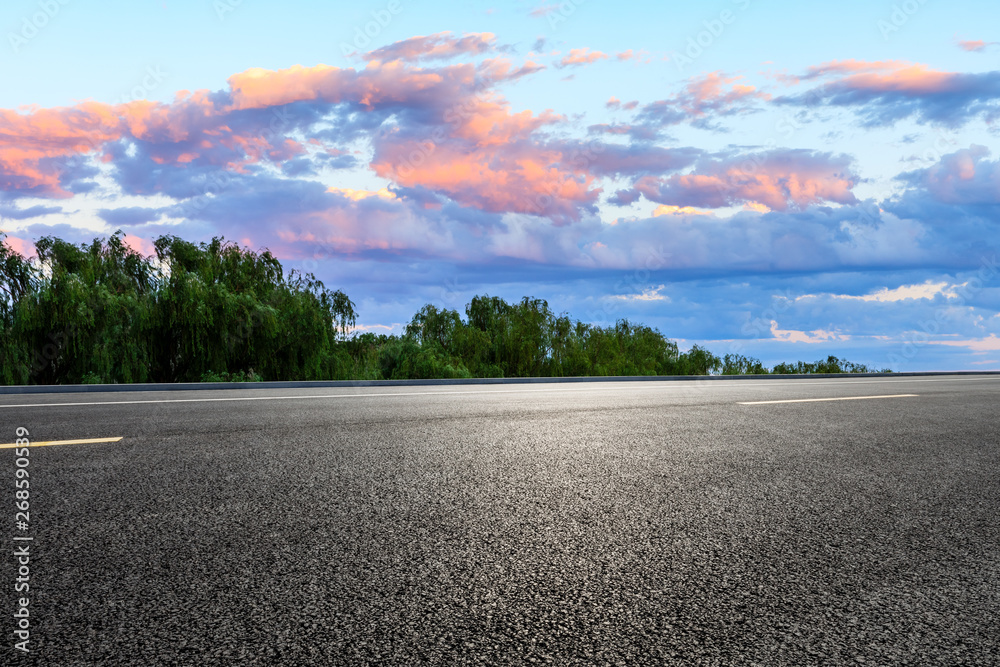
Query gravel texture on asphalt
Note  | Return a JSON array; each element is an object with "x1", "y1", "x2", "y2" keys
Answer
[{"x1": 2, "y1": 376, "x2": 998, "y2": 665}]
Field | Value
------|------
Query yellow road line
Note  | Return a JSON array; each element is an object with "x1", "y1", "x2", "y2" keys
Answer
[
  {"x1": 739, "y1": 394, "x2": 919, "y2": 405},
  {"x1": 0, "y1": 437, "x2": 123, "y2": 449}
]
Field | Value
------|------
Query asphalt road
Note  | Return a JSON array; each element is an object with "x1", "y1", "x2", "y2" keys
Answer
[{"x1": 2, "y1": 376, "x2": 999, "y2": 665}]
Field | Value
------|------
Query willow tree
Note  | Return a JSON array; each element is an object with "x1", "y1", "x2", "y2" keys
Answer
[
  {"x1": 10, "y1": 233, "x2": 160, "y2": 384},
  {"x1": 0, "y1": 234, "x2": 38, "y2": 384},
  {"x1": 1, "y1": 232, "x2": 357, "y2": 384},
  {"x1": 152, "y1": 235, "x2": 357, "y2": 381}
]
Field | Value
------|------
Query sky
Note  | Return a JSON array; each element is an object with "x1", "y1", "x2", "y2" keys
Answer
[{"x1": 1, "y1": 0, "x2": 999, "y2": 371}]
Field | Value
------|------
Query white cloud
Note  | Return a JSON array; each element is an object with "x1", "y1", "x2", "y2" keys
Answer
[
  {"x1": 796, "y1": 280, "x2": 965, "y2": 304},
  {"x1": 609, "y1": 284, "x2": 670, "y2": 302},
  {"x1": 928, "y1": 334, "x2": 1000, "y2": 351},
  {"x1": 770, "y1": 320, "x2": 849, "y2": 343},
  {"x1": 652, "y1": 204, "x2": 711, "y2": 217}
]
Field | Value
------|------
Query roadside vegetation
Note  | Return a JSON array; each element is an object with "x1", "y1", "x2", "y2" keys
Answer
[{"x1": 0, "y1": 232, "x2": 890, "y2": 385}]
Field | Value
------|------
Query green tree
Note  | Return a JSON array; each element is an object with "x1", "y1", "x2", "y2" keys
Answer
[
  {"x1": 721, "y1": 353, "x2": 769, "y2": 375},
  {"x1": 677, "y1": 344, "x2": 722, "y2": 375},
  {"x1": 0, "y1": 232, "x2": 891, "y2": 384}
]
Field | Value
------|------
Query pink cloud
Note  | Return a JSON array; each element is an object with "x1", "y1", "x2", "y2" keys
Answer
[
  {"x1": 3, "y1": 55, "x2": 752, "y2": 223},
  {"x1": 678, "y1": 71, "x2": 770, "y2": 116},
  {"x1": 370, "y1": 107, "x2": 598, "y2": 223},
  {"x1": 363, "y1": 32, "x2": 498, "y2": 63},
  {"x1": 2, "y1": 235, "x2": 32, "y2": 257},
  {"x1": 957, "y1": 39, "x2": 991, "y2": 52},
  {"x1": 0, "y1": 86, "x2": 322, "y2": 196},
  {"x1": 529, "y1": 3, "x2": 559, "y2": 17},
  {"x1": 122, "y1": 234, "x2": 156, "y2": 257},
  {"x1": 136, "y1": 56, "x2": 588, "y2": 221},
  {"x1": 814, "y1": 62, "x2": 954, "y2": 95},
  {"x1": 901, "y1": 144, "x2": 1000, "y2": 205},
  {"x1": 930, "y1": 334, "x2": 1000, "y2": 351},
  {"x1": 0, "y1": 55, "x2": 552, "y2": 202},
  {"x1": 0, "y1": 51, "x2": 603, "y2": 228},
  {"x1": 593, "y1": 72, "x2": 768, "y2": 138},
  {"x1": 616, "y1": 150, "x2": 859, "y2": 211},
  {"x1": 776, "y1": 59, "x2": 1000, "y2": 126},
  {"x1": 556, "y1": 48, "x2": 609, "y2": 68},
  {"x1": 0, "y1": 103, "x2": 126, "y2": 196},
  {"x1": 605, "y1": 97, "x2": 638, "y2": 111},
  {"x1": 0, "y1": 45, "x2": 807, "y2": 239},
  {"x1": 266, "y1": 194, "x2": 469, "y2": 261},
  {"x1": 615, "y1": 49, "x2": 650, "y2": 64},
  {"x1": 779, "y1": 59, "x2": 964, "y2": 95},
  {"x1": 226, "y1": 64, "x2": 348, "y2": 110},
  {"x1": 227, "y1": 57, "x2": 541, "y2": 112},
  {"x1": 789, "y1": 59, "x2": 911, "y2": 83}
]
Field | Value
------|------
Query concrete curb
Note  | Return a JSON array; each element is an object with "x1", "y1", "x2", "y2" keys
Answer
[{"x1": 1, "y1": 371, "x2": 998, "y2": 395}]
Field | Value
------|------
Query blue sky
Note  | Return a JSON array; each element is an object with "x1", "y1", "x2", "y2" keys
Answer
[{"x1": 2, "y1": 0, "x2": 999, "y2": 370}]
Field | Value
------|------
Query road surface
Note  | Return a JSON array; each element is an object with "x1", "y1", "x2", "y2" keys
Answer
[{"x1": 2, "y1": 375, "x2": 998, "y2": 664}]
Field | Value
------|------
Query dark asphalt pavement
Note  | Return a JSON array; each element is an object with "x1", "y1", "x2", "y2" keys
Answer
[{"x1": 2, "y1": 376, "x2": 999, "y2": 665}]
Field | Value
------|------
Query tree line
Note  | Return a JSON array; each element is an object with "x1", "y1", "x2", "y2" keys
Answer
[{"x1": 0, "y1": 232, "x2": 889, "y2": 385}]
